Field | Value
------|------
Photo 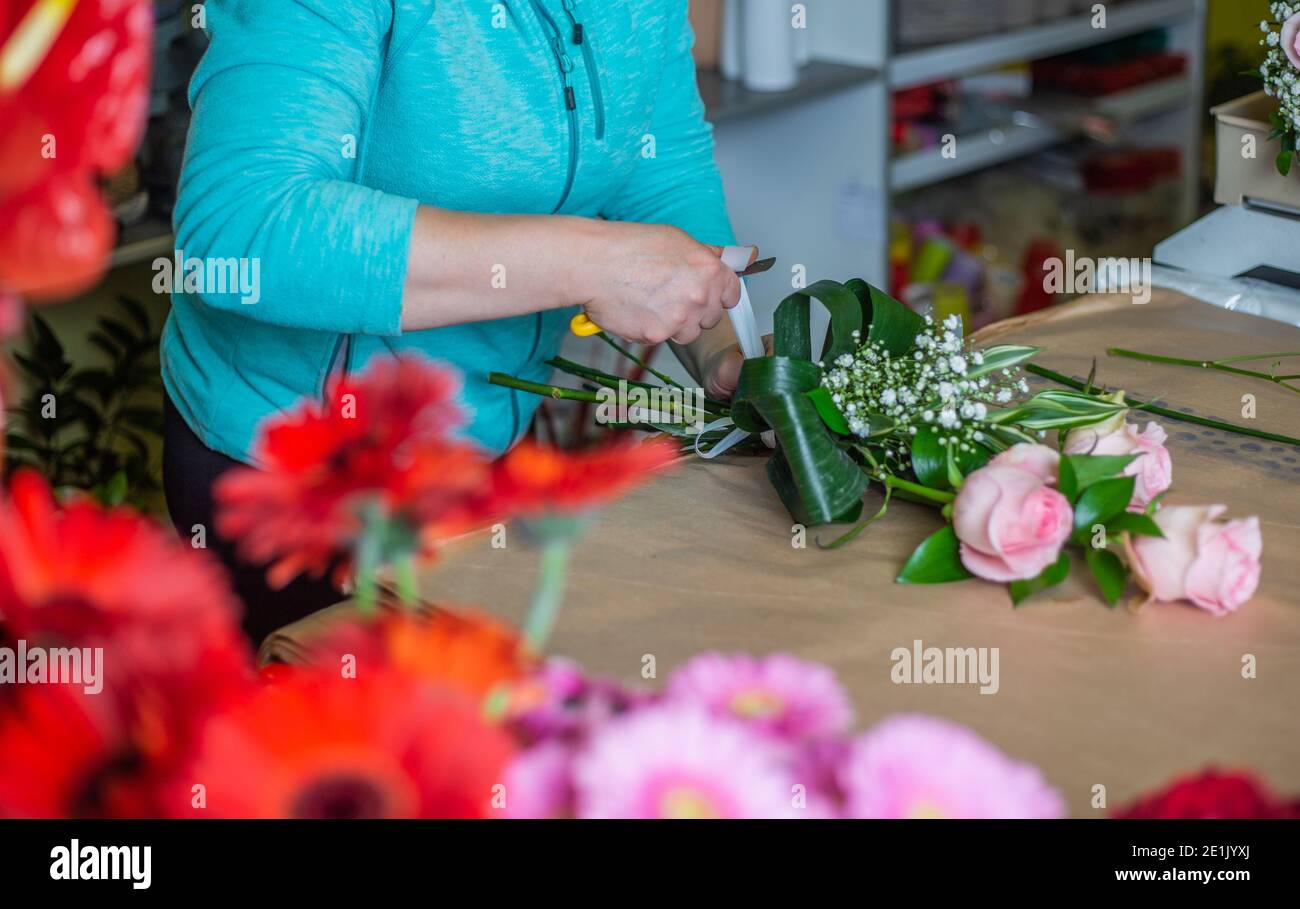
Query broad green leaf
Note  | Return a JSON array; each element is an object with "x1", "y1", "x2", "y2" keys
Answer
[
  {"x1": 896, "y1": 526, "x2": 973, "y2": 584},
  {"x1": 910, "y1": 425, "x2": 989, "y2": 491},
  {"x1": 862, "y1": 283, "x2": 924, "y2": 357},
  {"x1": 1009, "y1": 552, "x2": 1071, "y2": 606},
  {"x1": 772, "y1": 280, "x2": 862, "y2": 363},
  {"x1": 1060, "y1": 453, "x2": 1137, "y2": 502},
  {"x1": 1072, "y1": 475, "x2": 1136, "y2": 534},
  {"x1": 736, "y1": 356, "x2": 869, "y2": 525},
  {"x1": 805, "y1": 386, "x2": 849, "y2": 435},
  {"x1": 1106, "y1": 512, "x2": 1163, "y2": 538},
  {"x1": 1084, "y1": 547, "x2": 1127, "y2": 607}
]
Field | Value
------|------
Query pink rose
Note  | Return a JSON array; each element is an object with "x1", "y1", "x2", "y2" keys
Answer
[
  {"x1": 1125, "y1": 505, "x2": 1262, "y2": 616},
  {"x1": 952, "y1": 449, "x2": 1073, "y2": 583},
  {"x1": 1283, "y1": 13, "x2": 1300, "y2": 70},
  {"x1": 1063, "y1": 420, "x2": 1172, "y2": 511},
  {"x1": 990, "y1": 442, "x2": 1059, "y2": 481}
]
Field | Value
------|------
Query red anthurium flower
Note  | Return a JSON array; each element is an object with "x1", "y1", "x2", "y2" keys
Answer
[
  {"x1": 0, "y1": 0, "x2": 152, "y2": 299},
  {"x1": 1114, "y1": 768, "x2": 1300, "y2": 819},
  {"x1": 215, "y1": 356, "x2": 488, "y2": 589},
  {"x1": 176, "y1": 667, "x2": 515, "y2": 818},
  {"x1": 486, "y1": 436, "x2": 679, "y2": 520},
  {"x1": 0, "y1": 469, "x2": 254, "y2": 761}
]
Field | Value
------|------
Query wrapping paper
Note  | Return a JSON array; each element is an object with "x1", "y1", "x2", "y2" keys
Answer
[{"x1": 264, "y1": 291, "x2": 1300, "y2": 815}]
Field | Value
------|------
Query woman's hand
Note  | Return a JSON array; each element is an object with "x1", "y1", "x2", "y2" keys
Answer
[
  {"x1": 698, "y1": 334, "x2": 775, "y2": 400},
  {"x1": 572, "y1": 221, "x2": 741, "y2": 346}
]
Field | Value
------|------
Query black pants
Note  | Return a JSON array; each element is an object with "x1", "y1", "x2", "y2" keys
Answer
[{"x1": 163, "y1": 395, "x2": 344, "y2": 647}]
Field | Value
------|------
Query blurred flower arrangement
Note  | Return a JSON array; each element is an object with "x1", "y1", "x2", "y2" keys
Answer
[
  {"x1": 0, "y1": 355, "x2": 1061, "y2": 819},
  {"x1": 1259, "y1": 3, "x2": 1300, "y2": 176}
]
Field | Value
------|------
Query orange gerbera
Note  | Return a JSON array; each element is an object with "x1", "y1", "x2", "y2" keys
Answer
[
  {"x1": 303, "y1": 606, "x2": 533, "y2": 701},
  {"x1": 177, "y1": 667, "x2": 515, "y2": 818},
  {"x1": 215, "y1": 356, "x2": 489, "y2": 588},
  {"x1": 485, "y1": 436, "x2": 679, "y2": 520}
]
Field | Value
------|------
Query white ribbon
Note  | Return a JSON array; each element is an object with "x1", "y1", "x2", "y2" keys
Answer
[{"x1": 693, "y1": 246, "x2": 774, "y2": 458}]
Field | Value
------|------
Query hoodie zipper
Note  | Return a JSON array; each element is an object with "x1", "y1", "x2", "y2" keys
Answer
[
  {"x1": 561, "y1": 0, "x2": 605, "y2": 140},
  {"x1": 527, "y1": 0, "x2": 579, "y2": 214}
]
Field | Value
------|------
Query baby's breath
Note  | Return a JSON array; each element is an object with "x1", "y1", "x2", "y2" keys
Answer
[{"x1": 821, "y1": 314, "x2": 1024, "y2": 459}]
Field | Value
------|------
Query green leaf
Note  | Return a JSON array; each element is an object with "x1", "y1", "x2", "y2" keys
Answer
[
  {"x1": 909, "y1": 425, "x2": 989, "y2": 491},
  {"x1": 910, "y1": 426, "x2": 949, "y2": 489},
  {"x1": 861, "y1": 283, "x2": 924, "y2": 357},
  {"x1": 771, "y1": 280, "x2": 862, "y2": 363},
  {"x1": 1008, "y1": 552, "x2": 1071, "y2": 605},
  {"x1": 989, "y1": 389, "x2": 1128, "y2": 430},
  {"x1": 735, "y1": 356, "x2": 870, "y2": 525},
  {"x1": 896, "y1": 526, "x2": 973, "y2": 584},
  {"x1": 1278, "y1": 149, "x2": 1294, "y2": 178},
  {"x1": 1072, "y1": 475, "x2": 1136, "y2": 534},
  {"x1": 98, "y1": 471, "x2": 130, "y2": 506},
  {"x1": 1059, "y1": 453, "x2": 1137, "y2": 502},
  {"x1": 1106, "y1": 512, "x2": 1163, "y2": 538},
  {"x1": 964, "y1": 345, "x2": 1042, "y2": 380},
  {"x1": 805, "y1": 386, "x2": 849, "y2": 435},
  {"x1": 1084, "y1": 547, "x2": 1127, "y2": 607}
]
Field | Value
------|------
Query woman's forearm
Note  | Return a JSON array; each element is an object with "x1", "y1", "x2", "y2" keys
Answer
[
  {"x1": 398, "y1": 206, "x2": 742, "y2": 350},
  {"x1": 399, "y1": 207, "x2": 595, "y2": 331}
]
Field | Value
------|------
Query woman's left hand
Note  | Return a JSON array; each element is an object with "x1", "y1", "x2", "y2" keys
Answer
[{"x1": 699, "y1": 334, "x2": 774, "y2": 400}]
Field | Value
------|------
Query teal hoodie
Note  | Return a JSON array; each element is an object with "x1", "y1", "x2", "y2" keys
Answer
[{"x1": 161, "y1": 0, "x2": 734, "y2": 464}]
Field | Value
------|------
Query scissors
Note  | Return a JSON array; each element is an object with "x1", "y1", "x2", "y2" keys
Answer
[{"x1": 569, "y1": 253, "x2": 777, "y2": 337}]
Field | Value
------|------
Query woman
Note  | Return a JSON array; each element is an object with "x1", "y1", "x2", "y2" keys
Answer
[{"x1": 161, "y1": 0, "x2": 749, "y2": 645}]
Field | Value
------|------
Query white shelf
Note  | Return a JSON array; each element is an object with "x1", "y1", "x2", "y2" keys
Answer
[
  {"x1": 889, "y1": 74, "x2": 1193, "y2": 193},
  {"x1": 889, "y1": 0, "x2": 1199, "y2": 89},
  {"x1": 891, "y1": 120, "x2": 1065, "y2": 193}
]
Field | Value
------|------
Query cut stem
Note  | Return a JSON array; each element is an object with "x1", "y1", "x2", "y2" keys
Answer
[
  {"x1": 1025, "y1": 364, "x2": 1300, "y2": 447},
  {"x1": 1107, "y1": 348, "x2": 1300, "y2": 396},
  {"x1": 487, "y1": 373, "x2": 605, "y2": 404}
]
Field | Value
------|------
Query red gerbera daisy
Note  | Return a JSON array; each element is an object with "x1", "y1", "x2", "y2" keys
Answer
[
  {"x1": 176, "y1": 667, "x2": 515, "y2": 818},
  {"x1": 0, "y1": 684, "x2": 151, "y2": 818},
  {"x1": 0, "y1": 469, "x2": 253, "y2": 766},
  {"x1": 1114, "y1": 768, "x2": 1300, "y2": 819},
  {"x1": 215, "y1": 356, "x2": 489, "y2": 589}
]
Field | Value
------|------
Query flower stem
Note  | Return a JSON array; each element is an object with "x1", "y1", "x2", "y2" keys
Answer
[
  {"x1": 870, "y1": 473, "x2": 956, "y2": 506},
  {"x1": 394, "y1": 556, "x2": 419, "y2": 609},
  {"x1": 1025, "y1": 364, "x2": 1300, "y2": 447},
  {"x1": 1107, "y1": 347, "x2": 1300, "y2": 396},
  {"x1": 595, "y1": 332, "x2": 685, "y2": 390},
  {"x1": 487, "y1": 372, "x2": 605, "y2": 404},
  {"x1": 523, "y1": 539, "x2": 572, "y2": 652},
  {"x1": 548, "y1": 356, "x2": 731, "y2": 415}
]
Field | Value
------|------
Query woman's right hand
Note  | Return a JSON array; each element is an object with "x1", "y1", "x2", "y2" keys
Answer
[{"x1": 572, "y1": 220, "x2": 741, "y2": 346}]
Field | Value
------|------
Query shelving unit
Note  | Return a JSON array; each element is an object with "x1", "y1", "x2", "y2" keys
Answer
[{"x1": 704, "y1": 0, "x2": 1208, "y2": 342}]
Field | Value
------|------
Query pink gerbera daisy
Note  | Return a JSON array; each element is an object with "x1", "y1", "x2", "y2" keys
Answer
[
  {"x1": 840, "y1": 714, "x2": 1066, "y2": 819},
  {"x1": 664, "y1": 651, "x2": 854, "y2": 742},
  {"x1": 501, "y1": 741, "x2": 576, "y2": 819},
  {"x1": 572, "y1": 704, "x2": 796, "y2": 819}
]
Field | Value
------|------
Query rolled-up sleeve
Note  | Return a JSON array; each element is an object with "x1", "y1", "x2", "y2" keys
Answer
[
  {"x1": 173, "y1": 0, "x2": 417, "y2": 336},
  {"x1": 600, "y1": 0, "x2": 735, "y2": 247}
]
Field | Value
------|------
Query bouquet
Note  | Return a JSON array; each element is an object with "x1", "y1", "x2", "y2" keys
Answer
[
  {"x1": 1260, "y1": 3, "x2": 1300, "y2": 176},
  {"x1": 504, "y1": 278, "x2": 1266, "y2": 614}
]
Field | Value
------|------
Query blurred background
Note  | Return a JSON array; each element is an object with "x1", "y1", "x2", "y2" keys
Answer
[{"x1": 2, "y1": 0, "x2": 1285, "y2": 512}]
